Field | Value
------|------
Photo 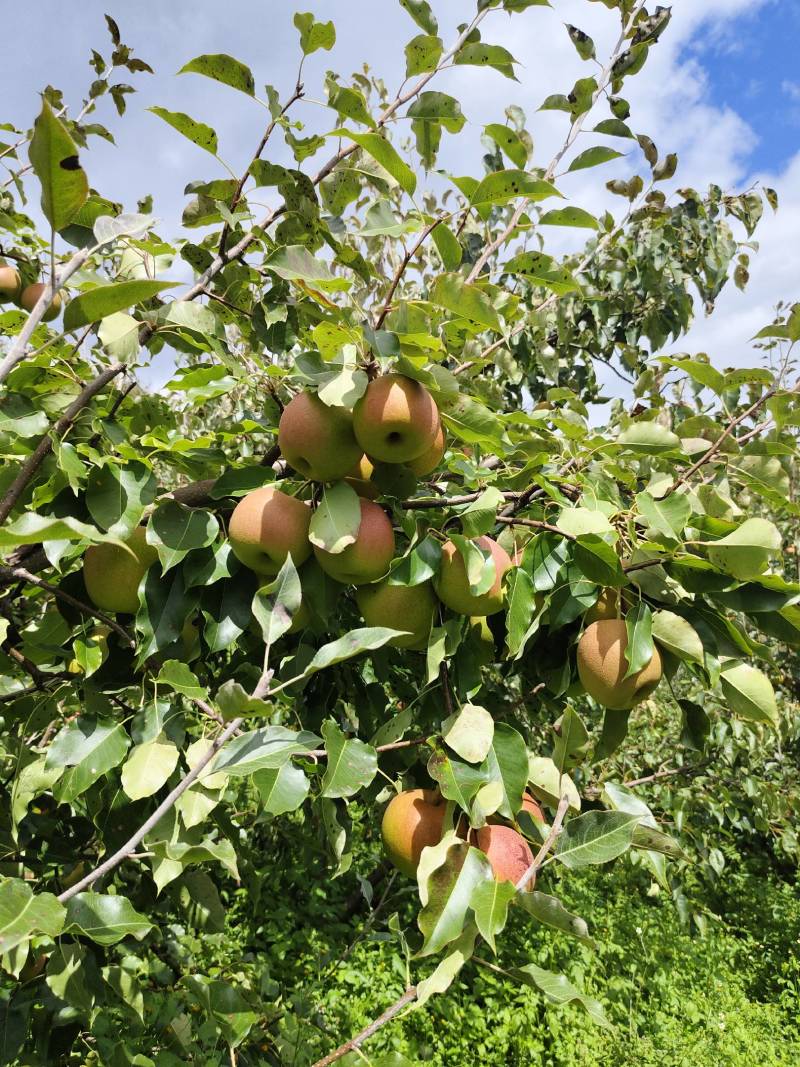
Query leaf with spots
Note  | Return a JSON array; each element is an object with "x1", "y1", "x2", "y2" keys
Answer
[
  {"x1": 148, "y1": 106, "x2": 219, "y2": 157},
  {"x1": 179, "y1": 54, "x2": 255, "y2": 96}
]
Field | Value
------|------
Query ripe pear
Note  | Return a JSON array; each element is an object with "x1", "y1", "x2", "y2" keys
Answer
[
  {"x1": 228, "y1": 485, "x2": 311, "y2": 577},
  {"x1": 20, "y1": 282, "x2": 62, "y2": 322},
  {"x1": 353, "y1": 373, "x2": 439, "y2": 464},
  {"x1": 585, "y1": 587, "x2": 620, "y2": 624},
  {"x1": 0, "y1": 264, "x2": 21, "y2": 303},
  {"x1": 577, "y1": 619, "x2": 663, "y2": 710},
  {"x1": 435, "y1": 536, "x2": 511, "y2": 617},
  {"x1": 83, "y1": 527, "x2": 158, "y2": 615},
  {"x1": 407, "y1": 424, "x2": 446, "y2": 477},
  {"x1": 475, "y1": 825, "x2": 535, "y2": 889},
  {"x1": 278, "y1": 391, "x2": 363, "y2": 483},
  {"x1": 313, "y1": 498, "x2": 395, "y2": 585},
  {"x1": 345, "y1": 455, "x2": 380, "y2": 500},
  {"x1": 356, "y1": 579, "x2": 437, "y2": 650},
  {"x1": 381, "y1": 788, "x2": 446, "y2": 877}
]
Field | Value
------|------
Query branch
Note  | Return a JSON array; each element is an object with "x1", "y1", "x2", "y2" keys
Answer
[
  {"x1": 0, "y1": 246, "x2": 91, "y2": 385},
  {"x1": 309, "y1": 986, "x2": 418, "y2": 1067},
  {"x1": 495, "y1": 516, "x2": 576, "y2": 540},
  {"x1": 400, "y1": 490, "x2": 524, "y2": 509},
  {"x1": 664, "y1": 386, "x2": 783, "y2": 496},
  {"x1": 465, "y1": 1, "x2": 647, "y2": 284},
  {"x1": 374, "y1": 219, "x2": 442, "y2": 330},
  {"x1": 218, "y1": 82, "x2": 305, "y2": 258},
  {"x1": 155, "y1": 9, "x2": 492, "y2": 320},
  {"x1": 0, "y1": 363, "x2": 126, "y2": 526},
  {"x1": 515, "y1": 793, "x2": 570, "y2": 892},
  {"x1": 56, "y1": 714, "x2": 244, "y2": 902},
  {"x1": 623, "y1": 764, "x2": 707, "y2": 789},
  {"x1": 0, "y1": 566, "x2": 134, "y2": 647}
]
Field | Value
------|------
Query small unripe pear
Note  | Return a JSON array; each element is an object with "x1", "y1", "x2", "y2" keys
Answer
[
  {"x1": 278, "y1": 391, "x2": 363, "y2": 483},
  {"x1": 356, "y1": 579, "x2": 437, "y2": 650},
  {"x1": 228, "y1": 485, "x2": 311, "y2": 577},
  {"x1": 0, "y1": 264, "x2": 21, "y2": 303},
  {"x1": 353, "y1": 374, "x2": 440, "y2": 464},
  {"x1": 577, "y1": 619, "x2": 662, "y2": 710},
  {"x1": 83, "y1": 528, "x2": 158, "y2": 615},
  {"x1": 20, "y1": 282, "x2": 62, "y2": 322},
  {"x1": 435, "y1": 536, "x2": 511, "y2": 617},
  {"x1": 381, "y1": 788, "x2": 445, "y2": 877},
  {"x1": 313, "y1": 498, "x2": 395, "y2": 585}
]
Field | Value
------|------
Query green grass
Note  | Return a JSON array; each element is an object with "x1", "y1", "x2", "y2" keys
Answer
[{"x1": 201, "y1": 825, "x2": 800, "y2": 1066}]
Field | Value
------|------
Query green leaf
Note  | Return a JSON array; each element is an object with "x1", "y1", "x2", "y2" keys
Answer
[
  {"x1": 294, "y1": 12, "x2": 336, "y2": 54},
  {"x1": 519, "y1": 891, "x2": 595, "y2": 947},
  {"x1": 427, "y1": 750, "x2": 488, "y2": 810},
  {"x1": 333, "y1": 129, "x2": 416, "y2": 195},
  {"x1": 178, "y1": 53, "x2": 255, "y2": 96},
  {"x1": 539, "y1": 206, "x2": 599, "y2": 229},
  {"x1": 430, "y1": 273, "x2": 500, "y2": 330},
  {"x1": 506, "y1": 566, "x2": 537, "y2": 659},
  {"x1": 215, "y1": 726, "x2": 321, "y2": 776},
  {"x1": 47, "y1": 718, "x2": 130, "y2": 804},
  {"x1": 483, "y1": 126, "x2": 528, "y2": 172},
  {"x1": 417, "y1": 839, "x2": 492, "y2": 956},
  {"x1": 0, "y1": 880, "x2": 65, "y2": 955},
  {"x1": 266, "y1": 245, "x2": 351, "y2": 292},
  {"x1": 415, "y1": 924, "x2": 477, "y2": 1009},
  {"x1": 511, "y1": 963, "x2": 611, "y2": 1028},
  {"x1": 480, "y1": 722, "x2": 528, "y2": 820},
  {"x1": 407, "y1": 92, "x2": 465, "y2": 132},
  {"x1": 46, "y1": 944, "x2": 96, "y2": 1013},
  {"x1": 618, "y1": 422, "x2": 681, "y2": 454},
  {"x1": 470, "y1": 170, "x2": 559, "y2": 208},
  {"x1": 288, "y1": 627, "x2": 409, "y2": 684},
  {"x1": 405, "y1": 34, "x2": 444, "y2": 77},
  {"x1": 703, "y1": 518, "x2": 782, "y2": 580},
  {"x1": 399, "y1": 0, "x2": 438, "y2": 35},
  {"x1": 442, "y1": 703, "x2": 494, "y2": 764},
  {"x1": 574, "y1": 535, "x2": 624, "y2": 586},
  {"x1": 636, "y1": 490, "x2": 690, "y2": 542},
  {"x1": 252, "y1": 555, "x2": 302, "y2": 647},
  {"x1": 148, "y1": 106, "x2": 219, "y2": 156},
  {"x1": 85, "y1": 460, "x2": 157, "y2": 537},
  {"x1": 64, "y1": 279, "x2": 176, "y2": 332},
  {"x1": 428, "y1": 221, "x2": 462, "y2": 270},
  {"x1": 320, "y1": 720, "x2": 378, "y2": 798},
  {"x1": 28, "y1": 99, "x2": 88, "y2": 230},
  {"x1": 63, "y1": 893, "x2": 153, "y2": 946},
  {"x1": 527, "y1": 756, "x2": 581, "y2": 812},
  {"x1": 567, "y1": 146, "x2": 623, "y2": 172},
  {"x1": 471, "y1": 879, "x2": 515, "y2": 952},
  {"x1": 156, "y1": 660, "x2": 208, "y2": 700},
  {"x1": 555, "y1": 810, "x2": 640, "y2": 869},
  {"x1": 566, "y1": 24, "x2": 596, "y2": 61},
  {"x1": 623, "y1": 601, "x2": 654, "y2": 679},
  {"x1": 651, "y1": 611, "x2": 704, "y2": 664},
  {"x1": 254, "y1": 763, "x2": 310, "y2": 815},
  {"x1": 0, "y1": 512, "x2": 107, "y2": 549},
  {"x1": 454, "y1": 43, "x2": 518, "y2": 79},
  {"x1": 460, "y1": 486, "x2": 505, "y2": 538},
  {"x1": 309, "y1": 482, "x2": 361, "y2": 554},
  {"x1": 719, "y1": 662, "x2": 778, "y2": 725},
  {"x1": 552, "y1": 706, "x2": 589, "y2": 773},
  {"x1": 502, "y1": 251, "x2": 579, "y2": 295},
  {"x1": 147, "y1": 500, "x2": 219, "y2": 573},
  {"x1": 121, "y1": 735, "x2": 180, "y2": 800}
]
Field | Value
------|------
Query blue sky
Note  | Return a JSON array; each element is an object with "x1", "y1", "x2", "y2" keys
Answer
[
  {"x1": 3, "y1": 1, "x2": 798, "y2": 389},
  {"x1": 691, "y1": 1, "x2": 800, "y2": 174}
]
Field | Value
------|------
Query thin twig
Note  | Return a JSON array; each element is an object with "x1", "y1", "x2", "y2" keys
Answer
[
  {"x1": 495, "y1": 516, "x2": 575, "y2": 540},
  {"x1": 0, "y1": 566, "x2": 133, "y2": 647},
  {"x1": 56, "y1": 714, "x2": 244, "y2": 902},
  {"x1": 465, "y1": 0, "x2": 647, "y2": 284},
  {"x1": 218, "y1": 81, "x2": 305, "y2": 257},
  {"x1": 309, "y1": 987, "x2": 418, "y2": 1067},
  {"x1": 0, "y1": 247, "x2": 92, "y2": 384},
  {"x1": 374, "y1": 219, "x2": 442, "y2": 330},
  {"x1": 664, "y1": 386, "x2": 784, "y2": 496},
  {"x1": 0, "y1": 362, "x2": 125, "y2": 526},
  {"x1": 515, "y1": 794, "x2": 570, "y2": 892}
]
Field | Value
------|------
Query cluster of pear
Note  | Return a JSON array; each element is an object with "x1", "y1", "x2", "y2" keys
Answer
[
  {"x1": 0, "y1": 262, "x2": 62, "y2": 321},
  {"x1": 576, "y1": 588, "x2": 663, "y2": 710},
  {"x1": 225, "y1": 373, "x2": 513, "y2": 648},
  {"x1": 381, "y1": 787, "x2": 545, "y2": 886}
]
